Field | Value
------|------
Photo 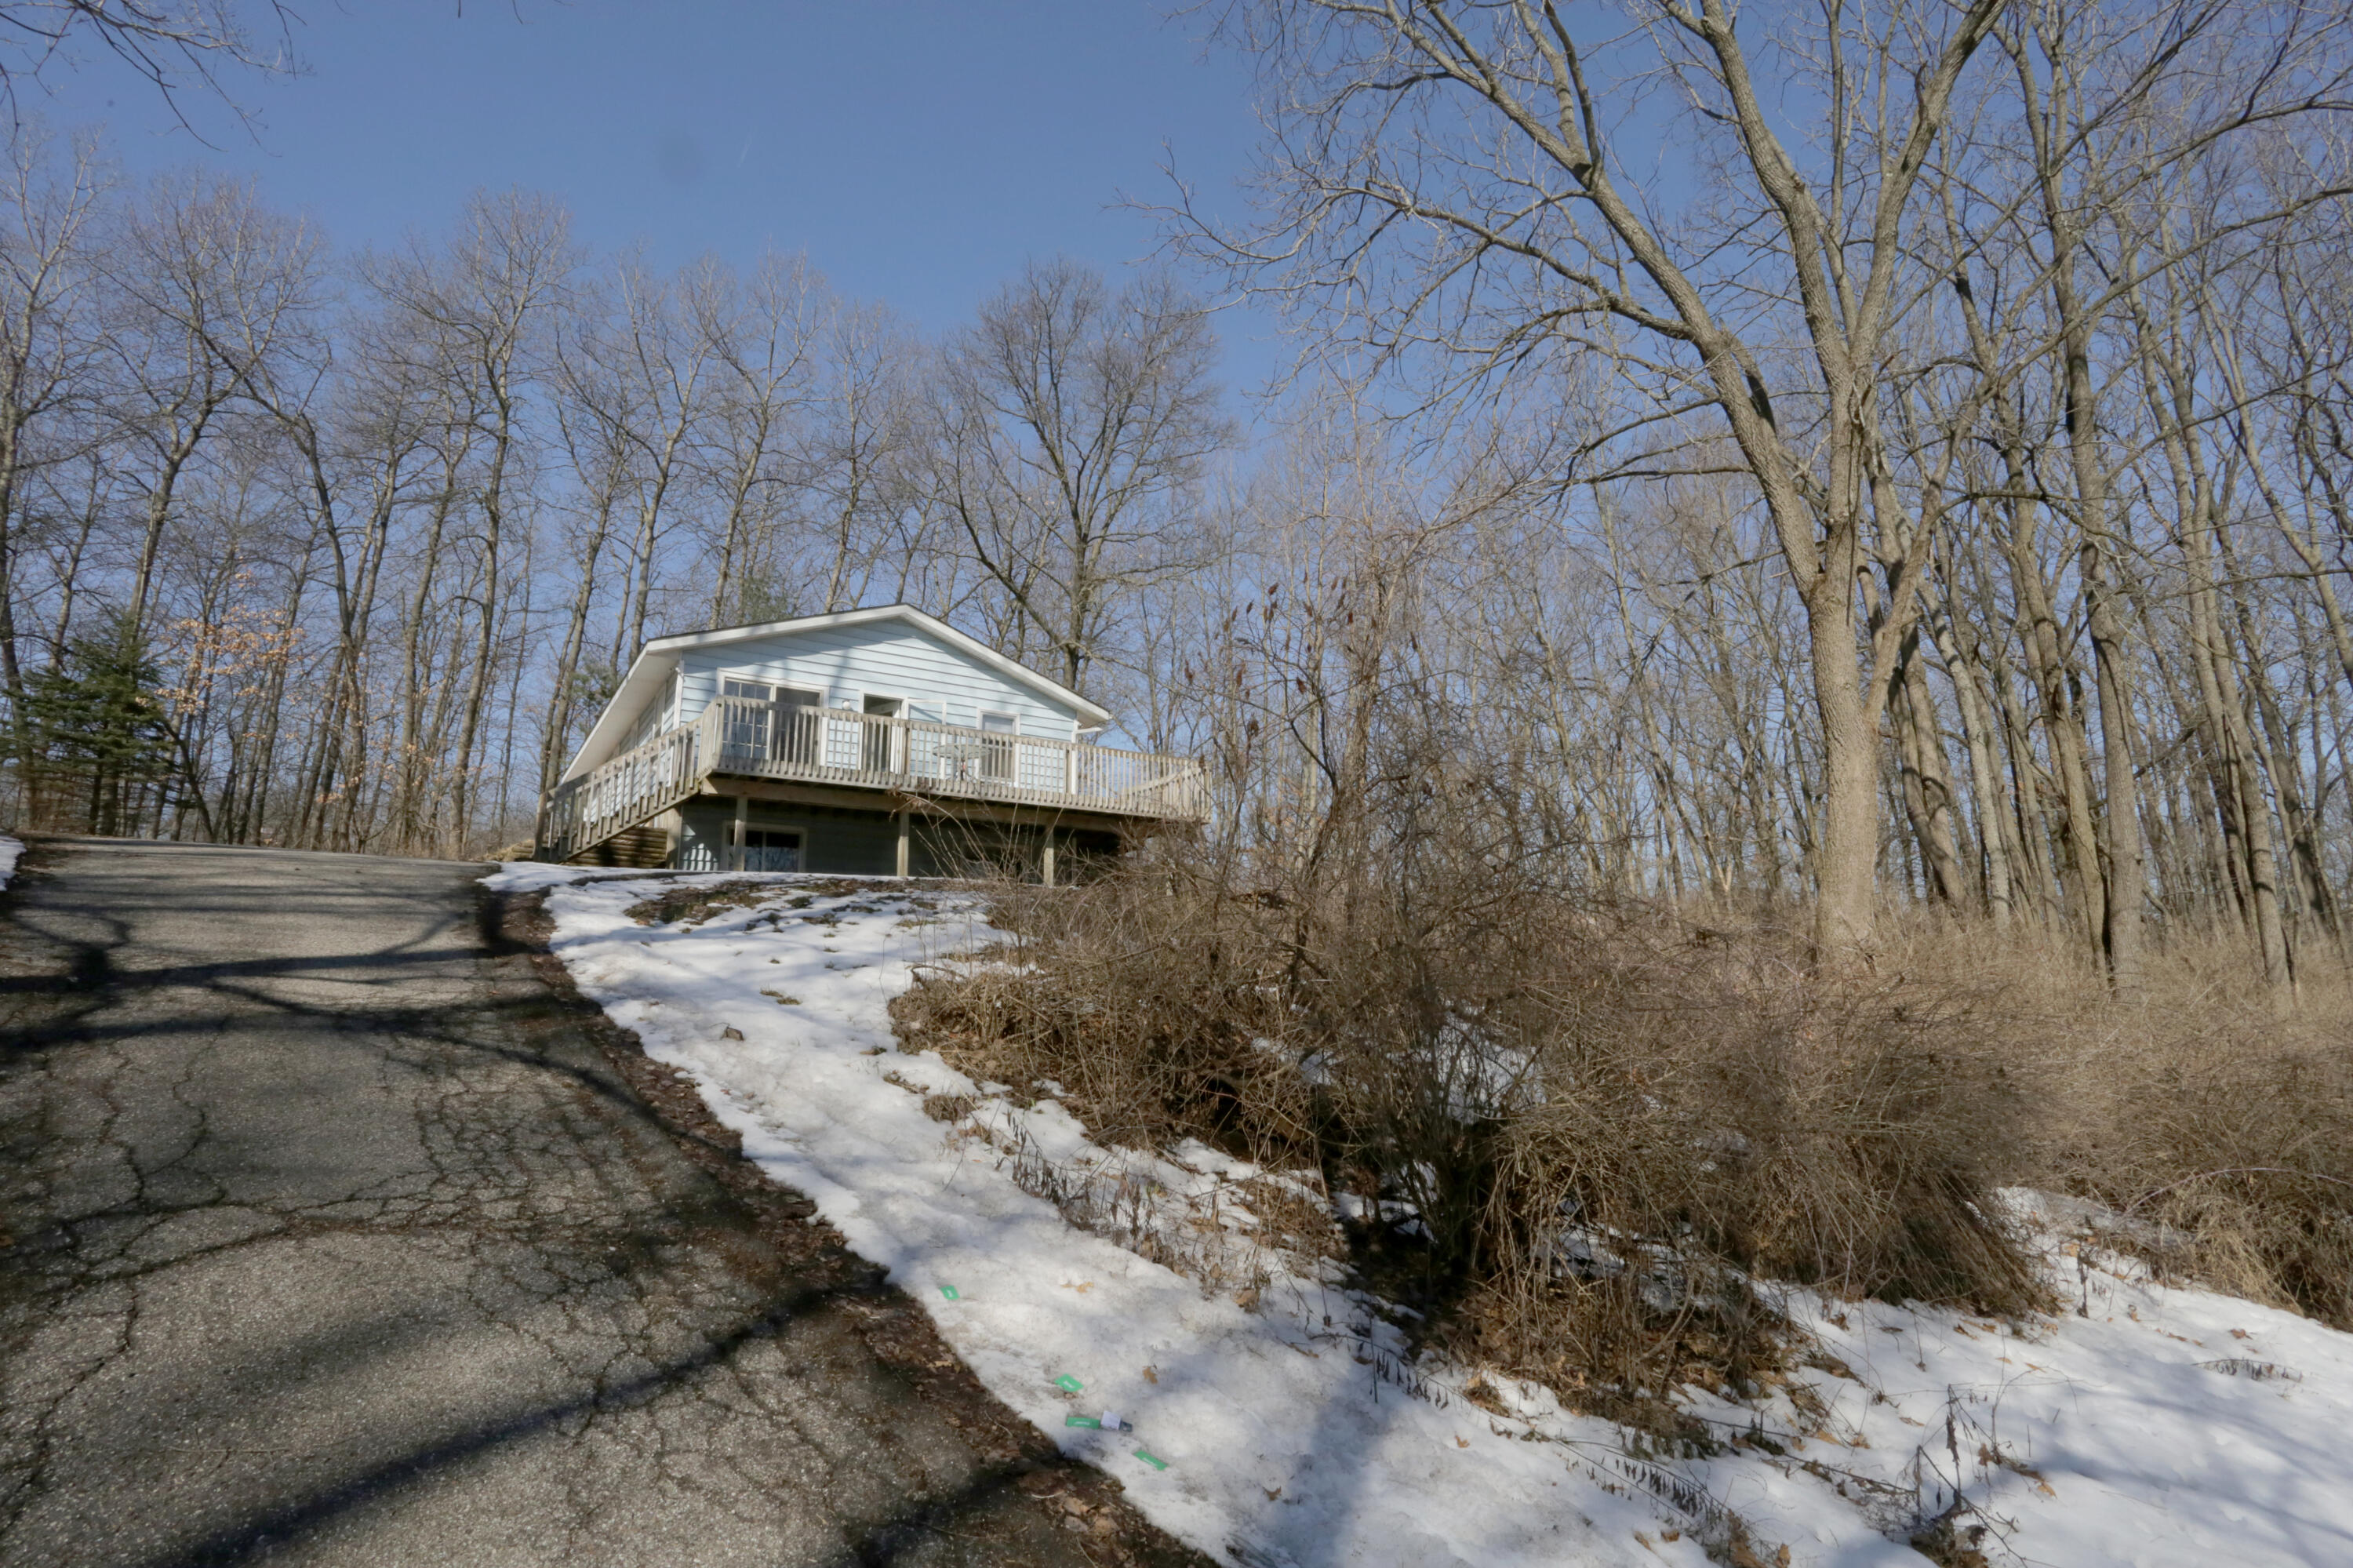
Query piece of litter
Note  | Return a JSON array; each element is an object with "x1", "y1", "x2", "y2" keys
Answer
[
  {"x1": 1133, "y1": 1449, "x2": 1169, "y2": 1471},
  {"x1": 1065, "y1": 1415, "x2": 1103, "y2": 1429},
  {"x1": 939, "y1": 1285, "x2": 961, "y2": 1301},
  {"x1": 1054, "y1": 1374, "x2": 1085, "y2": 1393},
  {"x1": 1100, "y1": 1410, "x2": 1130, "y2": 1432}
]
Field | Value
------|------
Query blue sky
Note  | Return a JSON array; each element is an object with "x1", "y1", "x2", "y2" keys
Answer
[{"x1": 27, "y1": 0, "x2": 1282, "y2": 386}]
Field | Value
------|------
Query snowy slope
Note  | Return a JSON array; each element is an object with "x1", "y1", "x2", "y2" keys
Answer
[
  {"x1": 1671, "y1": 1230, "x2": 2353, "y2": 1567},
  {"x1": 0, "y1": 835, "x2": 21, "y2": 890},
  {"x1": 495, "y1": 867, "x2": 2353, "y2": 1568}
]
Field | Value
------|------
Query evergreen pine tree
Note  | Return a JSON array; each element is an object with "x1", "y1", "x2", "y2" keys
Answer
[{"x1": 24, "y1": 617, "x2": 178, "y2": 836}]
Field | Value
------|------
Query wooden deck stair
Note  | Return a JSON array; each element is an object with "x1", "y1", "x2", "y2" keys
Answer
[{"x1": 537, "y1": 698, "x2": 1206, "y2": 865}]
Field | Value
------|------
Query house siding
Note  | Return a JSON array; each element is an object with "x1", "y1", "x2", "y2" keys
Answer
[
  {"x1": 616, "y1": 672, "x2": 677, "y2": 754},
  {"x1": 677, "y1": 801, "x2": 727, "y2": 872},
  {"x1": 672, "y1": 621, "x2": 1082, "y2": 740},
  {"x1": 678, "y1": 799, "x2": 904, "y2": 876}
]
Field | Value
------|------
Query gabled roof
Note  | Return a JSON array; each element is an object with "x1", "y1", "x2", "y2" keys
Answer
[{"x1": 559, "y1": 604, "x2": 1113, "y2": 783}]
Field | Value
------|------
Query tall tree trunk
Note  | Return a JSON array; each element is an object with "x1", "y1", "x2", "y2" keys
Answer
[
  {"x1": 1889, "y1": 642, "x2": 1967, "y2": 908},
  {"x1": 1927, "y1": 584, "x2": 2015, "y2": 924}
]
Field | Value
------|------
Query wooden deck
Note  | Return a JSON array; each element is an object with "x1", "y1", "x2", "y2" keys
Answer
[{"x1": 537, "y1": 697, "x2": 1206, "y2": 864}]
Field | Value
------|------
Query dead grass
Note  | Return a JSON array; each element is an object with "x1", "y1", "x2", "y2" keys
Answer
[
  {"x1": 890, "y1": 846, "x2": 2353, "y2": 1428},
  {"x1": 893, "y1": 862, "x2": 2031, "y2": 1417},
  {"x1": 2040, "y1": 949, "x2": 2353, "y2": 1324}
]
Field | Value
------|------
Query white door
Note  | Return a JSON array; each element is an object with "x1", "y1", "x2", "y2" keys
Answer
[
  {"x1": 861, "y1": 695, "x2": 902, "y2": 773},
  {"x1": 980, "y1": 711, "x2": 1017, "y2": 781}
]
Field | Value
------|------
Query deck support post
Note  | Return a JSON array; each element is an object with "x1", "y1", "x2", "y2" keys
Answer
[
  {"x1": 732, "y1": 795, "x2": 747, "y2": 872},
  {"x1": 894, "y1": 811, "x2": 911, "y2": 878},
  {"x1": 1040, "y1": 834, "x2": 1056, "y2": 888}
]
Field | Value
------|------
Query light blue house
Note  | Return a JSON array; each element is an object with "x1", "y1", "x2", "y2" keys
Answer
[{"x1": 538, "y1": 604, "x2": 1204, "y2": 879}]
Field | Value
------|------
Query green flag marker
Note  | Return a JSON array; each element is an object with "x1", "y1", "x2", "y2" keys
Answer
[
  {"x1": 1133, "y1": 1449, "x2": 1169, "y2": 1472},
  {"x1": 1054, "y1": 1374, "x2": 1084, "y2": 1392},
  {"x1": 1064, "y1": 1415, "x2": 1102, "y2": 1429},
  {"x1": 939, "y1": 1286, "x2": 961, "y2": 1301}
]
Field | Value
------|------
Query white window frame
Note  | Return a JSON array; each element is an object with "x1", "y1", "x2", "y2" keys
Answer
[
  {"x1": 977, "y1": 710, "x2": 1019, "y2": 782},
  {"x1": 718, "y1": 676, "x2": 776, "y2": 758}
]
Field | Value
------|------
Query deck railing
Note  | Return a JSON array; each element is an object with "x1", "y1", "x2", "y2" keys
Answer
[
  {"x1": 539, "y1": 699, "x2": 1206, "y2": 863},
  {"x1": 537, "y1": 719, "x2": 708, "y2": 864}
]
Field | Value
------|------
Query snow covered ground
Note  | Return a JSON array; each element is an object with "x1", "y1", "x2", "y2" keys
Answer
[
  {"x1": 493, "y1": 866, "x2": 2353, "y2": 1568},
  {"x1": 0, "y1": 835, "x2": 21, "y2": 890}
]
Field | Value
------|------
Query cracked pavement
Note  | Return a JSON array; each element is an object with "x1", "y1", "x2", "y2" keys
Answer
[{"x1": 0, "y1": 839, "x2": 1173, "y2": 1567}]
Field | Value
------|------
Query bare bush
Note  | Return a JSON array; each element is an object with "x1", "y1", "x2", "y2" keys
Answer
[
  {"x1": 893, "y1": 868, "x2": 1315, "y2": 1162},
  {"x1": 2044, "y1": 956, "x2": 2353, "y2": 1326},
  {"x1": 896, "y1": 851, "x2": 2063, "y2": 1414},
  {"x1": 892, "y1": 805, "x2": 2353, "y2": 1442},
  {"x1": 1473, "y1": 909, "x2": 2053, "y2": 1404}
]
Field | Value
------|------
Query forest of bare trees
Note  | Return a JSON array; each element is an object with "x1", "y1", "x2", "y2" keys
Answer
[
  {"x1": 1171, "y1": 0, "x2": 2353, "y2": 997},
  {"x1": 2, "y1": 0, "x2": 2351, "y2": 1004},
  {"x1": 0, "y1": 133, "x2": 1227, "y2": 860}
]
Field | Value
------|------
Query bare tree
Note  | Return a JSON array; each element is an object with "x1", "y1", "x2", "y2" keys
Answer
[
  {"x1": 107, "y1": 171, "x2": 309, "y2": 644},
  {"x1": 928, "y1": 258, "x2": 1228, "y2": 693},
  {"x1": 364, "y1": 189, "x2": 572, "y2": 850},
  {"x1": 0, "y1": 0, "x2": 297, "y2": 130},
  {"x1": 0, "y1": 124, "x2": 105, "y2": 733},
  {"x1": 1185, "y1": 0, "x2": 2353, "y2": 964},
  {"x1": 692, "y1": 248, "x2": 818, "y2": 625},
  {"x1": 803, "y1": 297, "x2": 923, "y2": 617},
  {"x1": 1180, "y1": 0, "x2": 2031, "y2": 952}
]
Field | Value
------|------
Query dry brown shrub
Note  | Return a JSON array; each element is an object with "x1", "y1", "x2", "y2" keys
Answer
[
  {"x1": 2035, "y1": 944, "x2": 2353, "y2": 1325},
  {"x1": 1469, "y1": 905, "x2": 2055, "y2": 1403},
  {"x1": 834, "y1": 829, "x2": 2353, "y2": 1417},
  {"x1": 891, "y1": 853, "x2": 2072, "y2": 1413},
  {"x1": 891, "y1": 868, "x2": 1318, "y2": 1163}
]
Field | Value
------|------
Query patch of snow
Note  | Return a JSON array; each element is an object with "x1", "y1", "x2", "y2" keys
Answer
[
  {"x1": 481, "y1": 860, "x2": 652, "y2": 893},
  {"x1": 511, "y1": 867, "x2": 2353, "y2": 1568},
  {"x1": 0, "y1": 834, "x2": 21, "y2": 890},
  {"x1": 1655, "y1": 1199, "x2": 2353, "y2": 1567},
  {"x1": 518, "y1": 871, "x2": 1689, "y2": 1568}
]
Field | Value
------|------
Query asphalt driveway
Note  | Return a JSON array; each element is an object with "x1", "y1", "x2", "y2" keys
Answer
[{"x1": 0, "y1": 839, "x2": 1175, "y2": 1567}]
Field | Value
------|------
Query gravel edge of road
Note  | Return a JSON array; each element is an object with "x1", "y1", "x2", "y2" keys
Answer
[{"x1": 480, "y1": 879, "x2": 1215, "y2": 1568}]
